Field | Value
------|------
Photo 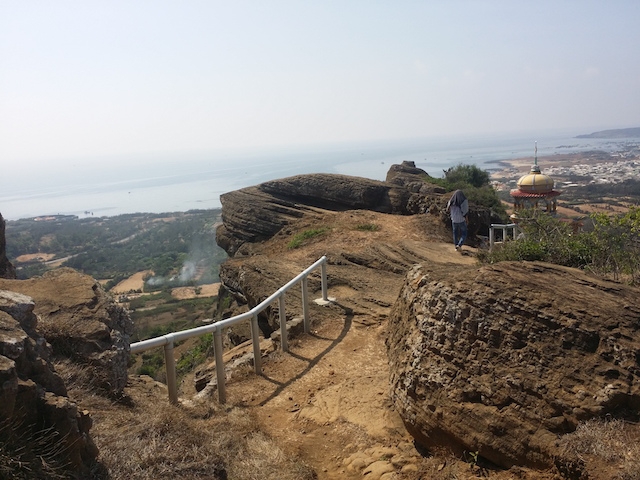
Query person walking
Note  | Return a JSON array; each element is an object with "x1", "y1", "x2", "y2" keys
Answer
[{"x1": 447, "y1": 189, "x2": 468, "y2": 251}]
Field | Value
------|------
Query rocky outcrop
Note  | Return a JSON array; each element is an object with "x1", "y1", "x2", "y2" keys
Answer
[
  {"x1": 387, "y1": 261, "x2": 640, "y2": 469},
  {"x1": 0, "y1": 213, "x2": 16, "y2": 279},
  {"x1": 216, "y1": 173, "x2": 413, "y2": 256},
  {"x1": 1, "y1": 290, "x2": 98, "y2": 477},
  {"x1": 0, "y1": 268, "x2": 133, "y2": 396},
  {"x1": 217, "y1": 165, "x2": 500, "y2": 257}
]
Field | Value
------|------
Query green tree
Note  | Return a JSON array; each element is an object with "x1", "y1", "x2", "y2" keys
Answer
[
  {"x1": 432, "y1": 163, "x2": 506, "y2": 219},
  {"x1": 443, "y1": 163, "x2": 491, "y2": 188}
]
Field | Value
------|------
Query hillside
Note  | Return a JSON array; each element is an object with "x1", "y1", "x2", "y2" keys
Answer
[
  {"x1": 2, "y1": 163, "x2": 640, "y2": 479},
  {"x1": 576, "y1": 127, "x2": 640, "y2": 138}
]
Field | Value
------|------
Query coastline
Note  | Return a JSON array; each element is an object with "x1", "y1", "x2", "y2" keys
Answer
[
  {"x1": 489, "y1": 150, "x2": 627, "y2": 179},
  {"x1": 3, "y1": 133, "x2": 639, "y2": 221}
]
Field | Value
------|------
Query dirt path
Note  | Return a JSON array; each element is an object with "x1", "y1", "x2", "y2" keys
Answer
[{"x1": 202, "y1": 244, "x2": 488, "y2": 480}]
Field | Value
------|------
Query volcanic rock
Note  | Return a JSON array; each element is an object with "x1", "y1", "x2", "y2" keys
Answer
[
  {"x1": 0, "y1": 289, "x2": 98, "y2": 476},
  {"x1": 216, "y1": 173, "x2": 415, "y2": 256},
  {"x1": 387, "y1": 261, "x2": 640, "y2": 469},
  {"x1": 216, "y1": 169, "x2": 499, "y2": 258},
  {"x1": 0, "y1": 268, "x2": 133, "y2": 395}
]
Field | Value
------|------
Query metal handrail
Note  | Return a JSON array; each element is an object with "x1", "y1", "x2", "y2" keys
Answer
[{"x1": 130, "y1": 256, "x2": 332, "y2": 404}]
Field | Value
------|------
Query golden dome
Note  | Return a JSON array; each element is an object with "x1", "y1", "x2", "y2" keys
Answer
[{"x1": 516, "y1": 165, "x2": 554, "y2": 194}]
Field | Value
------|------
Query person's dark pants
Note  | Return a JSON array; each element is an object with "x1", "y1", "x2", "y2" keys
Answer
[{"x1": 452, "y1": 221, "x2": 467, "y2": 247}]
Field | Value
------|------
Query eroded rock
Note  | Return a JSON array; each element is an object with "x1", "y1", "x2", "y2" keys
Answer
[
  {"x1": 216, "y1": 173, "x2": 414, "y2": 256},
  {"x1": 0, "y1": 290, "x2": 98, "y2": 477},
  {"x1": 0, "y1": 268, "x2": 133, "y2": 395},
  {"x1": 387, "y1": 261, "x2": 640, "y2": 469}
]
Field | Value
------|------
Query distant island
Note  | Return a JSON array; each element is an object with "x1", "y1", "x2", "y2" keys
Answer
[{"x1": 576, "y1": 127, "x2": 640, "y2": 138}]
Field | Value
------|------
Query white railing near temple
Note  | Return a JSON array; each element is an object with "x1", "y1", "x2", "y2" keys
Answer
[
  {"x1": 130, "y1": 256, "x2": 333, "y2": 404},
  {"x1": 489, "y1": 223, "x2": 518, "y2": 250}
]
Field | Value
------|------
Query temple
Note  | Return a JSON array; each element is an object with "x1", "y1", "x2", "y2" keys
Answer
[{"x1": 510, "y1": 142, "x2": 561, "y2": 213}]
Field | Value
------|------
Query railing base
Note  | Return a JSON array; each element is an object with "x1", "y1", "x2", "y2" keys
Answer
[{"x1": 314, "y1": 296, "x2": 336, "y2": 306}]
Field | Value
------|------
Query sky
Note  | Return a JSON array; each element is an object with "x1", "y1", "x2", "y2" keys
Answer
[{"x1": 1, "y1": 0, "x2": 639, "y2": 168}]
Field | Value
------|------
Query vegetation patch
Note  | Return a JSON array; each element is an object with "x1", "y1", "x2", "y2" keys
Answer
[
  {"x1": 287, "y1": 227, "x2": 329, "y2": 249},
  {"x1": 431, "y1": 163, "x2": 508, "y2": 220},
  {"x1": 355, "y1": 223, "x2": 380, "y2": 232},
  {"x1": 479, "y1": 207, "x2": 640, "y2": 284},
  {"x1": 5, "y1": 210, "x2": 227, "y2": 283},
  {"x1": 66, "y1": 374, "x2": 316, "y2": 480},
  {"x1": 177, "y1": 333, "x2": 213, "y2": 375},
  {"x1": 556, "y1": 418, "x2": 640, "y2": 480}
]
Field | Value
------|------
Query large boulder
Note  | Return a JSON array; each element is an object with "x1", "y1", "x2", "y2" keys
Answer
[
  {"x1": 387, "y1": 261, "x2": 640, "y2": 469},
  {"x1": 0, "y1": 268, "x2": 133, "y2": 396},
  {"x1": 0, "y1": 290, "x2": 98, "y2": 477}
]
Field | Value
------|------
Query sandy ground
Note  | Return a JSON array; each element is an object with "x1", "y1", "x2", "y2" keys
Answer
[
  {"x1": 110, "y1": 270, "x2": 220, "y2": 300},
  {"x1": 14, "y1": 253, "x2": 56, "y2": 263},
  {"x1": 110, "y1": 270, "x2": 154, "y2": 294},
  {"x1": 171, "y1": 283, "x2": 220, "y2": 299}
]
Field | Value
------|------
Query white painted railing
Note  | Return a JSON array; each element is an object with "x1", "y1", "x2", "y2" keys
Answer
[
  {"x1": 130, "y1": 256, "x2": 333, "y2": 404},
  {"x1": 489, "y1": 223, "x2": 518, "y2": 250}
]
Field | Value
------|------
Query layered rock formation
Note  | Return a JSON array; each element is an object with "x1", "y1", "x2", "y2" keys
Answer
[
  {"x1": 217, "y1": 173, "x2": 413, "y2": 256},
  {"x1": 0, "y1": 214, "x2": 132, "y2": 477},
  {"x1": 387, "y1": 261, "x2": 640, "y2": 469},
  {"x1": 216, "y1": 163, "x2": 498, "y2": 257},
  {"x1": 0, "y1": 268, "x2": 133, "y2": 395},
  {"x1": 0, "y1": 290, "x2": 98, "y2": 476}
]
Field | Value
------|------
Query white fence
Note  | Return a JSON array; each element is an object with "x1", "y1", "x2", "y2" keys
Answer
[
  {"x1": 489, "y1": 223, "x2": 518, "y2": 250},
  {"x1": 130, "y1": 256, "x2": 332, "y2": 404}
]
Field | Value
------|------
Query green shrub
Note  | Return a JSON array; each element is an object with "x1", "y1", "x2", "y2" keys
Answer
[
  {"x1": 287, "y1": 228, "x2": 329, "y2": 249},
  {"x1": 177, "y1": 333, "x2": 214, "y2": 375},
  {"x1": 443, "y1": 163, "x2": 491, "y2": 188},
  {"x1": 429, "y1": 163, "x2": 507, "y2": 220},
  {"x1": 480, "y1": 207, "x2": 640, "y2": 284}
]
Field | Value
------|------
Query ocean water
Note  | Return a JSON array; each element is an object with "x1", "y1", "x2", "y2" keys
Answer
[{"x1": 2, "y1": 130, "x2": 637, "y2": 221}]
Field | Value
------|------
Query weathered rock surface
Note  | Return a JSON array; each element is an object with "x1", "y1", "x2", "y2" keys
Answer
[
  {"x1": 216, "y1": 166, "x2": 499, "y2": 258},
  {"x1": 216, "y1": 173, "x2": 414, "y2": 256},
  {"x1": 0, "y1": 268, "x2": 133, "y2": 395},
  {"x1": 0, "y1": 213, "x2": 16, "y2": 279},
  {"x1": 387, "y1": 261, "x2": 640, "y2": 469},
  {"x1": 0, "y1": 289, "x2": 98, "y2": 476}
]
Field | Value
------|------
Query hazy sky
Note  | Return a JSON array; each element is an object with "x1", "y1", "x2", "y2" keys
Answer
[{"x1": 1, "y1": 1, "x2": 639, "y2": 166}]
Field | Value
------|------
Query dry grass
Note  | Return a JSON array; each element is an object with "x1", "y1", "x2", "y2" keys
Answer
[
  {"x1": 57, "y1": 359, "x2": 315, "y2": 480},
  {"x1": 557, "y1": 418, "x2": 640, "y2": 480}
]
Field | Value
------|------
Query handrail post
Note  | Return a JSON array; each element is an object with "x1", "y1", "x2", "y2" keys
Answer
[
  {"x1": 214, "y1": 329, "x2": 226, "y2": 403},
  {"x1": 164, "y1": 339, "x2": 178, "y2": 404},
  {"x1": 279, "y1": 294, "x2": 288, "y2": 352},
  {"x1": 301, "y1": 277, "x2": 310, "y2": 333},
  {"x1": 321, "y1": 261, "x2": 328, "y2": 301},
  {"x1": 251, "y1": 313, "x2": 262, "y2": 374}
]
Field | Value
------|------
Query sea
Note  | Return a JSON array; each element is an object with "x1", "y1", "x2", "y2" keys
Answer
[{"x1": 2, "y1": 129, "x2": 639, "y2": 221}]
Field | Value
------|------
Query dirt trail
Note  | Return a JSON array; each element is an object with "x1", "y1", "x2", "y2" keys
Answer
[{"x1": 203, "y1": 243, "x2": 481, "y2": 480}]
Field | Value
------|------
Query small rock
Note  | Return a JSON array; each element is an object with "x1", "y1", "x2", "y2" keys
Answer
[
  {"x1": 363, "y1": 460, "x2": 395, "y2": 479},
  {"x1": 401, "y1": 463, "x2": 419, "y2": 473}
]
